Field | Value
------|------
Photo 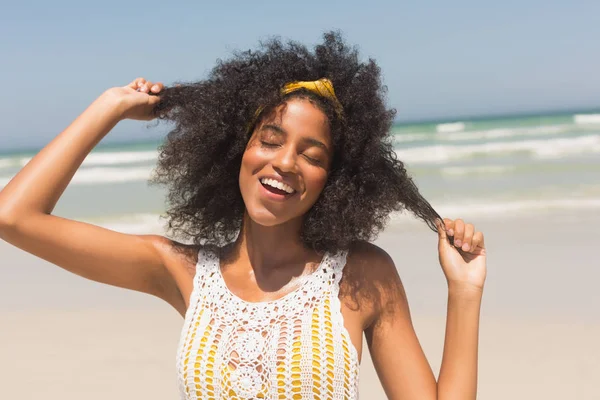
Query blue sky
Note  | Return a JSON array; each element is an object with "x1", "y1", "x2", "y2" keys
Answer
[{"x1": 1, "y1": 0, "x2": 599, "y2": 151}]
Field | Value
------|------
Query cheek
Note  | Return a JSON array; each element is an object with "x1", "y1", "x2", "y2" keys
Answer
[
  {"x1": 305, "y1": 170, "x2": 329, "y2": 196},
  {"x1": 239, "y1": 151, "x2": 253, "y2": 189},
  {"x1": 239, "y1": 147, "x2": 269, "y2": 196},
  {"x1": 240, "y1": 146, "x2": 262, "y2": 175}
]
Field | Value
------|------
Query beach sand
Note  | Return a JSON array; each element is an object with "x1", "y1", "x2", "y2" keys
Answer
[{"x1": 1, "y1": 211, "x2": 598, "y2": 399}]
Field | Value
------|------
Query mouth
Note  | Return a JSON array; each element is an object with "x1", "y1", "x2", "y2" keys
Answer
[{"x1": 259, "y1": 177, "x2": 297, "y2": 200}]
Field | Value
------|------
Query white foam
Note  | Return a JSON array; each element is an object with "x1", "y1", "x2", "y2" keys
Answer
[
  {"x1": 393, "y1": 133, "x2": 431, "y2": 142},
  {"x1": 0, "y1": 159, "x2": 15, "y2": 169},
  {"x1": 18, "y1": 150, "x2": 158, "y2": 168},
  {"x1": 395, "y1": 134, "x2": 600, "y2": 164},
  {"x1": 390, "y1": 197, "x2": 600, "y2": 223},
  {"x1": 441, "y1": 165, "x2": 517, "y2": 176},
  {"x1": 71, "y1": 167, "x2": 153, "y2": 184},
  {"x1": 0, "y1": 166, "x2": 153, "y2": 187},
  {"x1": 439, "y1": 124, "x2": 572, "y2": 142},
  {"x1": 436, "y1": 198, "x2": 600, "y2": 216},
  {"x1": 574, "y1": 114, "x2": 600, "y2": 125},
  {"x1": 394, "y1": 122, "x2": 600, "y2": 145},
  {"x1": 436, "y1": 122, "x2": 465, "y2": 133},
  {"x1": 93, "y1": 213, "x2": 166, "y2": 234},
  {"x1": 534, "y1": 136, "x2": 600, "y2": 159}
]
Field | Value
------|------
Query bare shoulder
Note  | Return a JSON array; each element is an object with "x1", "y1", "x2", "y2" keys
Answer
[
  {"x1": 346, "y1": 241, "x2": 395, "y2": 272},
  {"x1": 144, "y1": 235, "x2": 203, "y2": 314},
  {"x1": 145, "y1": 235, "x2": 200, "y2": 276},
  {"x1": 342, "y1": 241, "x2": 406, "y2": 328},
  {"x1": 345, "y1": 241, "x2": 401, "y2": 290}
]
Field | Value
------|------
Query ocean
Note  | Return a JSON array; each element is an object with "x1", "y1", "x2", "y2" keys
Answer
[{"x1": 1, "y1": 110, "x2": 599, "y2": 235}]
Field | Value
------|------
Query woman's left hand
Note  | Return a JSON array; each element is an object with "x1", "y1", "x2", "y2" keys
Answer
[{"x1": 436, "y1": 218, "x2": 487, "y2": 293}]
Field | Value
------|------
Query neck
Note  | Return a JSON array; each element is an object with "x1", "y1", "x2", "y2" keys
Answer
[{"x1": 227, "y1": 211, "x2": 317, "y2": 272}]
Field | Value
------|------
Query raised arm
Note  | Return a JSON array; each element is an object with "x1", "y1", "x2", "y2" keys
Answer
[
  {"x1": 435, "y1": 219, "x2": 486, "y2": 400},
  {"x1": 0, "y1": 78, "x2": 187, "y2": 313},
  {"x1": 366, "y1": 219, "x2": 486, "y2": 399}
]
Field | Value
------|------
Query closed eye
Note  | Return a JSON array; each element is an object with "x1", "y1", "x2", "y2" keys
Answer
[
  {"x1": 261, "y1": 140, "x2": 323, "y2": 165},
  {"x1": 303, "y1": 154, "x2": 322, "y2": 165},
  {"x1": 260, "y1": 141, "x2": 279, "y2": 148}
]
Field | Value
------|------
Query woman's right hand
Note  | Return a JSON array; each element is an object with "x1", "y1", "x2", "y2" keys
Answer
[{"x1": 104, "y1": 77, "x2": 165, "y2": 121}]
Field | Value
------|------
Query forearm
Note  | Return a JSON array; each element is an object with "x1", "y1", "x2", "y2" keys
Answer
[
  {"x1": 437, "y1": 285, "x2": 483, "y2": 400},
  {"x1": 0, "y1": 93, "x2": 122, "y2": 221}
]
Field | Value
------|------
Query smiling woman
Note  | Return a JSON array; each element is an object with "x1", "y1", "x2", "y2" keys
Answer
[
  {"x1": 152, "y1": 32, "x2": 443, "y2": 252},
  {"x1": 0, "y1": 30, "x2": 486, "y2": 400}
]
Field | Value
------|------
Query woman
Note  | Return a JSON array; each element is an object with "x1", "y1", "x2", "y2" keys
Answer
[{"x1": 0, "y1": 32, "x2": 486, "y2": 399}]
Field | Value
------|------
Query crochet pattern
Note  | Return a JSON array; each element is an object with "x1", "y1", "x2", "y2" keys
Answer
[{"x1": 176, "y1": 248, "x2": 360, "y2": 400}]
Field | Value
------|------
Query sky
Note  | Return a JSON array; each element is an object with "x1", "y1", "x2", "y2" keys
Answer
[{"x1": 1, "y1": 0, "x2": 599, "y2": 151}]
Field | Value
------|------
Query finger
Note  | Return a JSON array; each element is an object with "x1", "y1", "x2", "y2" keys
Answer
[
  {"x1": 147, "y1": 94, "x2": 161, "y2": 106},
  {"x1": 461, "y1": 223, "x2": 474, "y2": 252},
  {"x1": 150, "y1": 82, "x2": 164, "y2": 93},
  {"x1": 127, "y1": 77, "x2": 146, "y2": 90},
  {"x1": 436, "y1": 219, "x2": 453, "y2": 252},
  {"x1": 436, "y1": 219, "x2": 447, "y2": 240},
  {"x1": 471, "y1": 231, "x2": 485, "y2": 252},
  {"x1": 139, "y1": 81, "x2": 153, "y2": 93},
  {"x1": 443, "y1": 218, "x2": 455, "y2": 236},
  {"x1": 453, "y1": 219, "x2": 465, "y2": 248}
]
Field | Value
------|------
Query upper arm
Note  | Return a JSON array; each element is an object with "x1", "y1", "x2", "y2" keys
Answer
[
  {"x1": 362, "y1": 244, "x2": 437, "y2": 400},
  {"x1": 0, "y1": 213, "x2": 185, "y2": 311}
]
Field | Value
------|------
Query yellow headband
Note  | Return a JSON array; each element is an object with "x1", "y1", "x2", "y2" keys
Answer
[
  {"x1": 249, "y1": 78, "x2": 344, "y2": 132},
  {"x1": 281, "y1": 78, "x2": 344, "y2": 116}
]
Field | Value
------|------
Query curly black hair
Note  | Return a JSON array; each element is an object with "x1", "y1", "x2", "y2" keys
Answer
[{"x1": 151, "y1": 31, "x2": 442, "y2": 252}]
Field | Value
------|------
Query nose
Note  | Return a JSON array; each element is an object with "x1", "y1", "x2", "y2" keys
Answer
[{"x1": 271, "y1": 144, "x2": 298, "y2": 173}]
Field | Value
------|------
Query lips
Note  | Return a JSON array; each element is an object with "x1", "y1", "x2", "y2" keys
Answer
[
  {"x1": 260, "y1": 180, "x2": 291, "y2": 196},
  {"x1": 258, "y1": 177, "x2": 297, "y2": 201}
]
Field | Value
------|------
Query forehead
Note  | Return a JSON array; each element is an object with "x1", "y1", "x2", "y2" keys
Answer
[{"x1": 259, "y1": 99, "x2": 331, "y2": 144}]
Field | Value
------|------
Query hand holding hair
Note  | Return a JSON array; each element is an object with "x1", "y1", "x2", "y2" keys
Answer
[
  {"x1": 102, "y1": 77, "x2": 164, "y2": 121},
  {"x1": 437, "y1": 218, "x2": 487, "y2": 293}
]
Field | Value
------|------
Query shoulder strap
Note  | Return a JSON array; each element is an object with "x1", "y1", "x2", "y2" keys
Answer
[
  {"x1": 188, "y1": 246, "x2": 218, "y2": 302},
  {"x1": 329, "y1": 249, "x2": 349, "y2": 286},
  {"x1": 196, "y1": 246, "x2": 220, "y2": 273}
]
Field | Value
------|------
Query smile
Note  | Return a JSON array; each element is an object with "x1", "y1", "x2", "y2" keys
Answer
[{"x1": 259, "y1": 177, "x2": 297, "y2": 200}]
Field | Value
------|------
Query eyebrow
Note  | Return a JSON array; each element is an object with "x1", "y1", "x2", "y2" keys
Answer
[
  {"x1": 261, "y1": 124, "x2": 329, "y2": 152},
  {"x1": 261, "y1": 124, "x2": 286, "y2": 136}
]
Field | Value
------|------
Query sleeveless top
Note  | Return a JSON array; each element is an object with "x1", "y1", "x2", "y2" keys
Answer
[{"x1": 176, "y1": 247, "x2": 360, "y2": 400}]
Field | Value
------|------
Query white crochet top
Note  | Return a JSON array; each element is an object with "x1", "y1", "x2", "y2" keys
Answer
[{"x1": 176, "y1": 247, "x2": 360, "y2": 400}]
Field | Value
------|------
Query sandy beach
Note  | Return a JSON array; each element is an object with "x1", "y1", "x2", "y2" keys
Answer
[{"x1": 1, "y1": 211, "x2": 598, "y2": 399}]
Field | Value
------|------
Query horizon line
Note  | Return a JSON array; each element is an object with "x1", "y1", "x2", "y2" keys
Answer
[{"x1": 2, "y1": 105, "x2": 599, "y2": 155}]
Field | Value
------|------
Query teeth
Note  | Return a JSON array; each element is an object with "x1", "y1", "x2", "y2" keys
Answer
[{"x1": 260, "y1": 178, "x2": 295, "y2": 194}]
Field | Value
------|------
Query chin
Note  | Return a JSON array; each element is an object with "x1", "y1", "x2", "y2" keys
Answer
[{"x1": 245, "y1": 205, "x2": 297, "y2": 228}]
